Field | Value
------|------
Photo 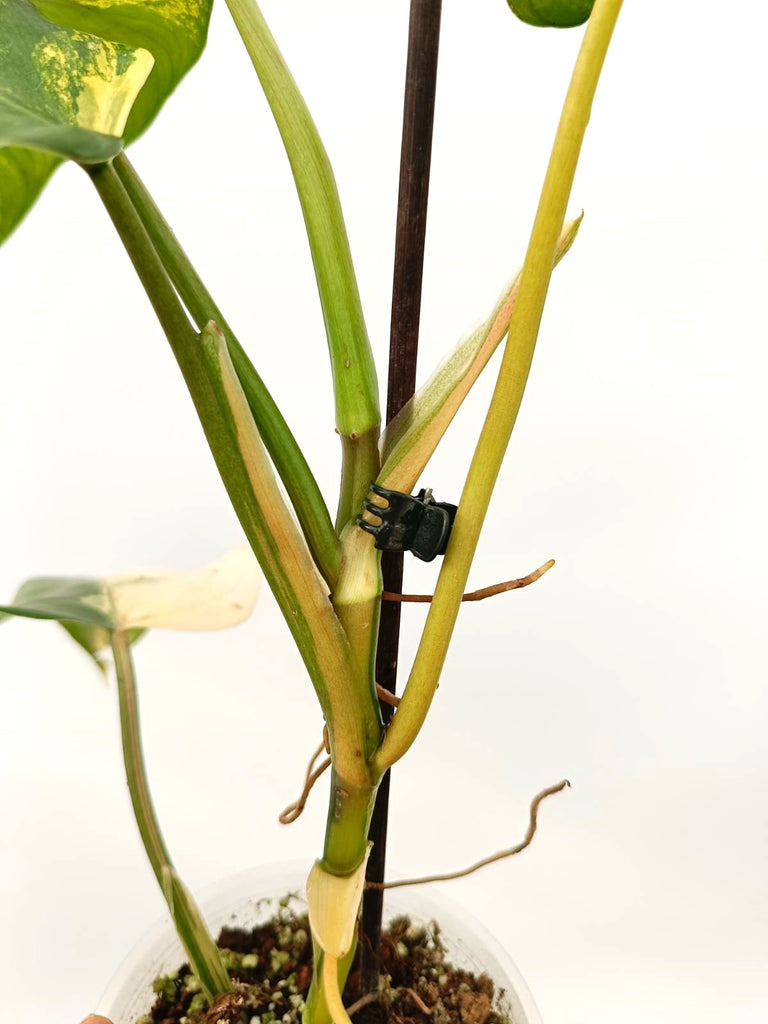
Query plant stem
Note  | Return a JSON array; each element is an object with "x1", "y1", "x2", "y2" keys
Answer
[
  {"x1": 360, "y1": 0, "x2": 443, "y2": 990},
  {"x1": 323, "y1": 774, "x2": 378, "y2": 874},
  {"x1": 306, "y1": 771, "x2": 378, "y2": 1024},
  {"x1": 335, "y1": 429, "x2": 381, "y2": 535},
  {"x1": 374, "y1": 0, "x2": 625, "y2": 776},
  {"x1": 111, "y1": 631, "x2": 230, "y2": 999},
  {"x1": 111, "y1": 153, "x2": 340, "y2": 587},
  {"x1": 87, "y1": 163, "x2": 374, "y2": 788}
]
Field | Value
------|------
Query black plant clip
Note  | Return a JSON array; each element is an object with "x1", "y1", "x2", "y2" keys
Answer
[{"x1": 357, "y1": 483, "x2": 458, "y2": 563}]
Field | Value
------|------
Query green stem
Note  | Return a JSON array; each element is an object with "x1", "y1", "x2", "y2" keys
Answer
[
  {"x1": 87, "y1": 162, "x2": 374, "y2": 788},
  {"x1": 221, "y1": 0, "x2": 381, "y2": 516},
  {"x1": 111, "y1": 631, "x2": 231, "y2": 999},
  {"x1": 304, "y1": 771, "x2": 378, "y2": 1024},
  {"x1": 335, "y1": 428, "x2": 381, "y2": 534},
  {"x1": 373, "y1": 0, "x2": 624, "y2": 776},
  {"x1": 85, "y1": 166, "x2": 197, "y2": 350},
  {"x1": 323, "y1": 774, "x2": 378, "y2": 876},
  {"x1": 111, "y1": 154, "x2": 340, "y2": 586}
]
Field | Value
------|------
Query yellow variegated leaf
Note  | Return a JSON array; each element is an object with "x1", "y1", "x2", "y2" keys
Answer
[
  {"x1": 0, "y1": 0, "x2": 154, "y2": 160},
  {"x1": 0, "y1": 0, "x2": 213, "y2": 244}
]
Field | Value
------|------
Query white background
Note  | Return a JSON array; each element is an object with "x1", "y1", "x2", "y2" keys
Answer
[{"x1": 1, "y1": 2, "x2": 766, "y2": 1023}]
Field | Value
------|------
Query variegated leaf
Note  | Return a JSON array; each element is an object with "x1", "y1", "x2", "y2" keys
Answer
[
  {"x1": 0, "y1": 0, "x2": 213, "y2": 244},
  {"x1": 0, "y1": 547, "x2": 261, "y2": 668}
]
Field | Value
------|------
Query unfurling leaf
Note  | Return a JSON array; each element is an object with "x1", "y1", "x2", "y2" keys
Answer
[
  {"x1": 0, "y1": 547, "x2": 261, "y2": 668},
  {"x1": 0, "y1": 0, "x2": 213, "y2": 245},
  {"x1": 379, "y1": 215, "x2": 582, "y2": 494},
  {"x1": 507, "y1": 0, "x2": 595, "y2": 28}
]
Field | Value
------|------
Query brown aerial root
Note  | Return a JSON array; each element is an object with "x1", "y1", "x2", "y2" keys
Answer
[
  {"x1": 279, "y1": 565, "x2": 554, "y2": 825},
  {"x1": 376, "y1": 683, "x2": 401, "y2": 708},
  {"x1": 346, "y1": 992, "x2": 380, "y2": 1017},
  {"x1": 365, "y1": 778, "x2": 570, "y2": 890},
  {"x1": 402, "y1": 988, "x2": 436, "y2": 1015},
  {"x1": 347, "y1": 986, "x2": 435, "y2": 1018},
  {"x1": 280, "y1": 690, "x2": 400, "y2": 825},
  {"x1": 381, "y1": 559, "x2": 555, "y2": 604},
  {"x1": 279, "y1": 740, "x2": 332, "y2": 825}
]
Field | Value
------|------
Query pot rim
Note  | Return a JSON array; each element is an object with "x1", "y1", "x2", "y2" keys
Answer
[{"x1": 96, "y1": 861, "x2": 541, "y2": 1024}]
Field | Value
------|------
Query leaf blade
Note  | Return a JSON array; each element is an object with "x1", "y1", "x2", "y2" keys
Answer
[
  {"x1": 0, "y1": 548, "x2": 261, "y2": 667},
  {"x1": 0, "y1": 575, "x2": 113, "y2": 627},
  {"x1": 0, "y1": 0, "x2": 154, "y2": 157},
  {"x1": 31, "y1": 0, "x2": 213, "y2": 146},
  {"x1": 1, "y1": 0, "x2": 213, "y2": 245},
  {"x1": 106, "y1": 546, "x2": 261, "y2": 631}
]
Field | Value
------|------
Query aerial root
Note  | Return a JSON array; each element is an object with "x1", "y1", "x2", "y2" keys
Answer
[
  {"x1": 381, "y1": 559, "x2": 555, "y2": 604},
  {"x1": 365, "y1": 778, "x2": 570, "y2": 889},
  {"x1": 279, "y1": 739, "x2": 332, "y2": 824}
]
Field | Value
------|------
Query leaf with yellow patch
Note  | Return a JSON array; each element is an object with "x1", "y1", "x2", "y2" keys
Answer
[
  {"x1": 0, "y1": 0, "x2": 153, "y2": 159},
  {"x1": 0, "y1": 0, "x2": 213, "y2": 244}
]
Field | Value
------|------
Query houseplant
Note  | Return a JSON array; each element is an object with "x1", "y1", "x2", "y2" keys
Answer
[{"x1": 0, "y1": 1, "x2": 628, "y2": 1022}]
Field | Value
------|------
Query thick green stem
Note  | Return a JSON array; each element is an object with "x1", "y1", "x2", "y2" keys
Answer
[
  {"x1": 323, "y1": 773, "x2": 378, "y2": 875},
  {"x1": 111, "y1": 631, "x2": 230, "y2": 999},
  {"x1": 335, "y1": 428, "x2": 381, "y2": 534},
  {"x1": 332, "y1": 523, "x2": 382, "y2": 702},
  {"x1": 111, "y1": 154, "x2": 340, "y2": 587},
  {"x1": 374, "y1": 0, "x2": 624, "y2": 776},
  {"x1": 304, "y1": 500, "x2": 385, "y2": 1024},
  {"x1": 304, "y1": 771, "x2": 378, "y2": 1024}
]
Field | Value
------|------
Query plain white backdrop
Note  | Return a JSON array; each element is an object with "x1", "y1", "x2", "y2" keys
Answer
[{"x1": 1, "y1": 2, "x2": 766, "y2": 1023}]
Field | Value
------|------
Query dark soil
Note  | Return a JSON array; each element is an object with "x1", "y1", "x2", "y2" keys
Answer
[{"x1": 137, "y1": 901, "x2": 511, "y2": 1024}]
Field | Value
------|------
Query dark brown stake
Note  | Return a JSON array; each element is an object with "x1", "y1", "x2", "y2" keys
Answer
[{"x1": 358, "y1": 0, "x2": 443, "y2": 995}]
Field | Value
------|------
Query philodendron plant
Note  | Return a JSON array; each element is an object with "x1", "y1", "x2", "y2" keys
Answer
[{"x1": 0, "y1": 1, "x2": 624, "y2": 1022}]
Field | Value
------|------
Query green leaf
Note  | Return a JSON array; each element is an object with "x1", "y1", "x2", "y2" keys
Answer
[
  {"x1": 59, "y1": 619, "x2": 144, "y2": 671},
  {"x1": 0, "y1": 575, "x2": 115, "y2": 627},
  {"x1": 59, "y1": 619, "x2": 117, "y2": 670},
  {"x1": 0, "y1": 146, "x2": 58, "y2": 243},
  {"x1": 31, "y1": 0, "x2": 212, "y2": 147},
  {"x1": 507, "y1": 0, "x2": 595, "y2": 27},
  {"x1": 1, "y1": 0, "x2": 213, "y2": 245},
  {"x1": 0, "y1": 575, "x2": 116, "y2": 668},
  {"x1": 379, "y1": 215, "x2": 582, "y2": 494},
  {"x1": 0, "y1": 0, "x2": 154, "y2": 158}
]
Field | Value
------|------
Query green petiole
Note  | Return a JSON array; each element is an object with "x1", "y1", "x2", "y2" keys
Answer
[
  {"x1": 374, "y1": 0, "x2": 625, "y2": 776},
  {"x1": 111, "y1": 153, "x2": 341, "y2": 586},
  {"x1": 111, "y1": 630, "x2": 231, "y2": 999}
]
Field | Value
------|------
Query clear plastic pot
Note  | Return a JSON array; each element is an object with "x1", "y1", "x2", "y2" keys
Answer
[{"x1": 95, "y1": 863, "x2": 541, "y2": 1024}]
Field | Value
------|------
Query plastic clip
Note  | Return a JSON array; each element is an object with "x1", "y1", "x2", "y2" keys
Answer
[{"x1": 356, "y1": 483, "x2": 457, "y2": 562}]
